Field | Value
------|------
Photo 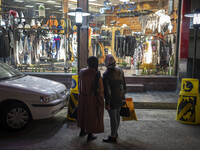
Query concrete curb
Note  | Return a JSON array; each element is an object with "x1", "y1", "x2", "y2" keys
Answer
[{"x1": 134, "y1": 102, "x2": 177, "y2": 109}]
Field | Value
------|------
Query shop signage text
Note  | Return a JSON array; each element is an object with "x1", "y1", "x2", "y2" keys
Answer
[{"x1": 100, "y1": 1, "x2": 137, "y2": 14}]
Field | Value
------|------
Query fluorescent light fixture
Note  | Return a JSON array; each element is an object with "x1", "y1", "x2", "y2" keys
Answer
[
  {"x1": 89, "y1": 0, "x2": 96, "y2": 1},
  {"x1": 14, "y1": 0, "x2": 24, "y2": 2},
  {"x1": 89, "y1": 3, "x2": 104, "y2": 6},
  {"x1": 54, "y1": 5, "x2": 62, "y2": 8},
  {"x1": 36, "y1": 3, "x2": 43, "y2": 5},
  {"x1": 25, "y1": 5, "x2": 34, "y2": 8},
  {"x1": 45, "y1": 8, "x2": 51, "y2": 10},
  {"x1": 46, "y1": 0, "x2": 56, "y2": 3},
  {"x1": 119, "y1": 0, "x2": 130, "y2": 2},
  {"x1": 59, "y1": 9, "x2": 63, "y2": 12},
  {"x1": 35, "y1": 10, "x2": 39, "y2": 12}
]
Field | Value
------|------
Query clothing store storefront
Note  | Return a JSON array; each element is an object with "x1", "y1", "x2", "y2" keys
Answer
[{"x1": 0, "y1": 0, "x2": 196, "y2": 91}]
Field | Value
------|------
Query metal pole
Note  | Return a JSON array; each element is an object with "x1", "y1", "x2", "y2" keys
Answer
[
  {"x1": 77, "y1": 27, "x2": 80, "y2": 73},
  {"x1": 192, "y1": 28, "x2": 198, "y2": 78},
  {"x1": 175, "y1": 0, "x2": 182, "y2": 76}
]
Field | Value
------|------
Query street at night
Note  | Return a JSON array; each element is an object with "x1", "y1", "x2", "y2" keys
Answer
[{"x1": 1, "y1": 108, "x2": 200, "y2": 150}]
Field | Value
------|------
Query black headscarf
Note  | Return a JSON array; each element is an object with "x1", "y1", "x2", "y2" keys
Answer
[
  {"x1": 87, "y1": 56, "x2": 98, "y2": 71},
  {"x1": 87, "y1": 56, "x2": 100, "y2": 96}
]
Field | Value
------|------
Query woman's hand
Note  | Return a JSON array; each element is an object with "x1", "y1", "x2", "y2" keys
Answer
[{"x1": 106, "y1": 105, "x2": 111, "y2": 110}]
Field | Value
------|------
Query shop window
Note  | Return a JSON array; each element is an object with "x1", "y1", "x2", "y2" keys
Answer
[
  {"x1": 0, "y1": 0, "x2": 77, "y2": 73},
  {"x1": 88, "y1": 0, "x2": 179, "y2": 76}
]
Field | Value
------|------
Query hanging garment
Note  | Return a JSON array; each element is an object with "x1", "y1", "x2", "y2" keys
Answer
[
  {"x1": 15, "y1": 41, "x2": 20, "y2": 64},
  {"x1": 18, "y1": 38, "x2": 23, "y2": 54},
  {"x1": 125, "y1": 36, "x2": 136, "y2": 56},
  {"x1": 98, "y1": 43, "x2": 105, "y2": 64},
  {"x1": 47, "y1": 16, "x2": 59, "y2": 27},
  {"x1": 138, "y1": 15, "x2": 149, "y2": 34},
  {"x1": 160, "y1": 40, "x2": 166, "y2": 67},
  {"x1": 152, "y1": 40, "x2": 158, "y2": 66},
  {"x1": 117, "y1": 36, "x2": 125, "y2": 57},
  {"x1": 60, "y1": 19, "x2": 66, "y2": 34},
  {"x1": 0, "y1": 27, "x2": 10, "y2": 59},
  {"x1": 91, "y1": 39, "x2": 96, "y2": 56},
  {"x1": 114, "y1": 29, "x2": 120, "y2": 52}
]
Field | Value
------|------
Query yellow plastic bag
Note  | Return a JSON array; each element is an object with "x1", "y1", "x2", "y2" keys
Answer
[{"x1": 122, "y1": 98, "x2": 138, "y2": 121}]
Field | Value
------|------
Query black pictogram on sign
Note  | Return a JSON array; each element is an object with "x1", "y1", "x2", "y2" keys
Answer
[
  {"x1": 183, "y1": 81, "x2": 193, "y2": 92},
  {"x1": 177, "y1": 95, "x2": 196, "y2": 122}
]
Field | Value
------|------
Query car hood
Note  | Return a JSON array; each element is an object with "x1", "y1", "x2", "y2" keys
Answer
[{"x1": 1, "y1": 75, "x2": 66, "y2": 95}]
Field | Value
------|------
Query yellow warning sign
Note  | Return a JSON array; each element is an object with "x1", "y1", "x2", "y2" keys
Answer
[
  {"x1": 181, "y1": 78, "x2": 199, "y2": 94},
  {"x1": 67, "y1": 89, "x2": 78, "y2": 121},
  {"x1": 176, "y1": 95, "x2": 196, "y2": 123}
]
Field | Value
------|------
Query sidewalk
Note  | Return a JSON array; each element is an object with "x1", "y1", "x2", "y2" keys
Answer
[{"x1": 126, "y1": 91, "x2": 179, "y2": 109}]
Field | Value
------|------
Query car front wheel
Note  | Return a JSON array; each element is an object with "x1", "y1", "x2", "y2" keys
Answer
[{"x1": 2, "y1": 102, "x2": 31, "y2": 130}]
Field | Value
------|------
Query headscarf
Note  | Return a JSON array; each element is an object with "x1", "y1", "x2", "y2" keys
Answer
[
  {"x1": 87, "y1": 56, "x2": 100, "y2": 96},
  {"x1": 87, "y1": 56, "x2": 98, "y2": 71},
  {"x1": 105, "y1": 54, "x2": 116, "y2": 68}
]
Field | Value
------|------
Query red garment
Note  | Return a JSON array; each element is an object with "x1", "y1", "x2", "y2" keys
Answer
[{"x1": 77, "y1": 67, "x2": 104, "y2": 134}]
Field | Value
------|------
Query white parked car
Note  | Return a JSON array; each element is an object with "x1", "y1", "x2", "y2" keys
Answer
[{"x1": 0, "y1": 63, "x2": 68, "y2": 130}]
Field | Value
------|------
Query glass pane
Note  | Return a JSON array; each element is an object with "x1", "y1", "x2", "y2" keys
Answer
[
  {"x1": 88, "y1": 0, "x2": 179, "y2": 77},
  {"x1": 0, "y1": 0, "x2": 77, "y2": 74}
]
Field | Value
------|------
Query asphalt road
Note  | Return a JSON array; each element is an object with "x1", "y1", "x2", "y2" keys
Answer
[{"x1": 1, "y1": 108, "x2": 200, "y2": 150}]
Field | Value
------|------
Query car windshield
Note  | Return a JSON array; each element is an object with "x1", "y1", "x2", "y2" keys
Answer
[{"x1": 0, "y1": 63, "x2": 24, "y2": 80}]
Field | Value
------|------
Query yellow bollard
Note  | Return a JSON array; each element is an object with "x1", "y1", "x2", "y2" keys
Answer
[
  {"x1": 176, "y1": 78, "x2": 200, "y2": 124},
  {"x1": 67, "y1": 75, "x2": 79, "y2": 121}
]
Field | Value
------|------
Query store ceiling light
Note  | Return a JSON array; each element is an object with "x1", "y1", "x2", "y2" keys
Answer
[
  {"x1": 25, "y1": 5, "x2": 34, "y2": 8},
  {"x1": 89, "y1": 0, "x2": 97, "y2": 1},
  {"x1": 46, "y1": 0, "x2": 56, "y2": 3},
  {"x1": 14, "y1": 0, "x2": 24, "y2": 2},
  {"x1": 45, "y1": 8, "x2": 51, "y2": 10},
  {"x1": 35, "y1": 3, "x2": 43, "y2": 5},
  {"x1": 89, "y1": 3, "x2": 104, "y2": 6},
  {"x1": 119, "y1": 0, "x2": 130, "y2": 2},
  {"x1": 54, "y1": 5, "x2": 62, "y2": 8}
]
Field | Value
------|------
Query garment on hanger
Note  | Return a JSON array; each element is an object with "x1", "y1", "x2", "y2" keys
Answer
[
  {"x1": 47, "y1": 16, "x2": 59, "y2": 27},
  {"x1": 114, "y1": 29, "x2": 120, "y2": 52},
  {"x1": 116, "y1": 35, "x2": 136, "y2": 57},
  {"x1": 0, "y1": 27, "x2": 10, "y2": 59}
]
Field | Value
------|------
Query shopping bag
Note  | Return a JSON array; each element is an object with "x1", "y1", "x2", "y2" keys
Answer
[
  {"x1": 120, "y1": 103, "x2": 130, "y2": 117},
  {"x1": 122, "y1": 98, "x2": 137, "y2": 121}
]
